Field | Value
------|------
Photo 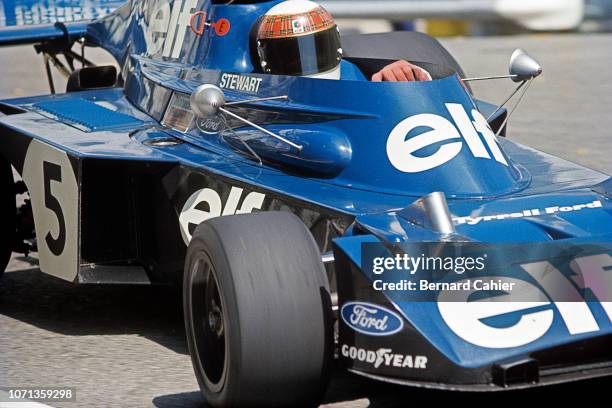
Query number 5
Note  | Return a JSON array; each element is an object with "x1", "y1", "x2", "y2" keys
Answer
[
  {"x1": 23, "y1": 139, "x2": 79, "y2": 281},
  {"x1": 43, "y1": 161, "x2": 66, "y2": 256}
]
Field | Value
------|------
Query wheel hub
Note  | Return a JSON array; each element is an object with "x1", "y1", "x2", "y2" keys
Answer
[{"x1": 208, "y1": 304, "x2": 224, "y2": 337}]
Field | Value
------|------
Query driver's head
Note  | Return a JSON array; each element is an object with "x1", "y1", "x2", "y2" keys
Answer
[{"x1": 256, "y1": 0, "x2": 342, "y2": 79}]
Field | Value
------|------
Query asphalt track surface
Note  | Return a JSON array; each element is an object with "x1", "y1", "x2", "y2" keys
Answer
[{"x1": 1, "y1": 34, "x2": 611, "y2": 407}]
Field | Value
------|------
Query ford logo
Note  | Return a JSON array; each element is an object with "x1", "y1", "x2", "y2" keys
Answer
[{"x1": 340, "y1": 302, "x2": 404, "y2": 336}]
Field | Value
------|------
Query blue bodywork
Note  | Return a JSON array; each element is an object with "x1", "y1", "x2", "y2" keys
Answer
[{"x1": 1, "y1": 0, "x2": 611, "y2": 390}]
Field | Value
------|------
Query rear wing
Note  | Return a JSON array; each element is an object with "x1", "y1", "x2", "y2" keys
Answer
[
  {"x1": 0, "y1": 0, "x2": 126, "y2": 93},
  {"x1": 0, "y1": 0, "x2": 125, "y2": 46}
]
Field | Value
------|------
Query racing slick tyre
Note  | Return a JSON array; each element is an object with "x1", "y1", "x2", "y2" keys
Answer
[
  {"x1": 183, "y1": 211, "x2": 332, "y2": 407},
  {"x1": 0, "y1": 156, "x2": 15, "y2": 277}
]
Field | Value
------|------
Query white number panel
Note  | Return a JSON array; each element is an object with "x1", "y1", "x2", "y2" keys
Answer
[{"x1": 22, "y1": 139, "x2": 79, "y2": 281}]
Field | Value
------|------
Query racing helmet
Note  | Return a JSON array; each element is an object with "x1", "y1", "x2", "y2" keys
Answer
[{"x1": 256, "y1": 0, "x2": 343, "y2": 79}]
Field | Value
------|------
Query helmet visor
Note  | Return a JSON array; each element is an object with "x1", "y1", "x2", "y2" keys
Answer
[{"x1": 258, "y1": 26, "x2": 342, "y2": 76}]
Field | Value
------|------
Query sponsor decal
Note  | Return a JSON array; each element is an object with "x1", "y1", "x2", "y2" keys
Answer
[
  {"x1": 386, "y1": 103, "x2": 507, "y2": 173},
  {"x1": 341, "y1": 345, "x2": 427, "y2": 369},
  {"x1": 219, "y1": 73, "x2": 263, "y2": 94},
  {"x1": 179, "y1": 186, "x2": 266, "y2": 244},
  {"x1": 291, "y1": 18, "x2": 305, "y2": 34},
  {"x1": 196, "y1": 117, "x2": 225, "y2": 134},
  {"x1": 143, "y1": 0, "x2": 198, "y2": 59},
  {"x1": 341, "y1": 302, "x2": 404, "y2": 336},
  {"x1": 453, "y1": 200, "x2": 603, "y2": 225},
  {"x1": 143, "y1": 1, "x2": 230, "y2": 57},
  {"x1": 438, "y1": 253, "x2": 612, "y2": 348},
  {"x1": 5, "y1": 3, "x2": 118, "y2": 25}
]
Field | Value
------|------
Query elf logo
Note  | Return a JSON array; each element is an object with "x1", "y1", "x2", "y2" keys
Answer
[
  {"x1": 144, "y1": 0, "x2": 198, "y2": 58},
  {"x1": 387, "y1": 103, "x2": 508, "y2": 173},
  {"x1": 179, "y1": 186, "x2": 266, "y2": 244},
  {"x1": 438, "y1": 253, "x2": 612, "y2": 349}
]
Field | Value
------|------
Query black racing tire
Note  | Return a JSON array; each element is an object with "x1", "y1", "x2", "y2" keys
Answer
[
  {"x1": 183, "y1": 211, "x2": 332, "y2": 408},
  {"x1": 0, "y1": 156, "x2": 15, "y2": 277}
]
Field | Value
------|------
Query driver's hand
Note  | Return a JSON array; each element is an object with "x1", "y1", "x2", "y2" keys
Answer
[{"x1": 372, "y1": 60, "x2": 432, "y2": 82}]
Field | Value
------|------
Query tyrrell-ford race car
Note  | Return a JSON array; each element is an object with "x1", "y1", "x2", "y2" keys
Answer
[{"x1": 1, "y1": 0, "x2": 612, "y2": 407}]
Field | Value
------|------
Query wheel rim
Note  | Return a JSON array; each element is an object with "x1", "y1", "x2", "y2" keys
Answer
[{"x1": 190, "y1": 252, "x2": 228, "y2": 393}]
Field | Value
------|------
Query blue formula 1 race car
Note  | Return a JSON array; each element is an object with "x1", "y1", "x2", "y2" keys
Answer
[{"x1": 1, "y1": 0, "x2": 612, "y2": 406}]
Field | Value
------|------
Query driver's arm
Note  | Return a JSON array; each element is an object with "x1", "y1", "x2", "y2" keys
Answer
[{"x1": 372, "y1": 60, "x2": 432, "y2": 82}]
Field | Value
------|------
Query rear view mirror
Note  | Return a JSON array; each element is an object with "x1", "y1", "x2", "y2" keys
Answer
[{"x1": 509, "y1": 49, "x2": 542, "y2": 82}]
